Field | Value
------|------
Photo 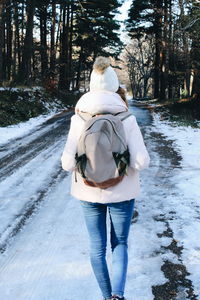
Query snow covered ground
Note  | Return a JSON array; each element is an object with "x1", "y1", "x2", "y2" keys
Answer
[
  {"x1": 0, "y1": 107, "x2": 199, "y2": 300},
  {"x1": 0, "y1": 112, "x2": 56, "y2": 146},
  {"x1": 151, "y1": 112, "x2": 200, "y2": 298},
  {"x1": 0, "y1": 86, "x2": 70, "y2": 146},
  {"x1": 0, "y1": 109, "x2": 68, "y2": 146}
]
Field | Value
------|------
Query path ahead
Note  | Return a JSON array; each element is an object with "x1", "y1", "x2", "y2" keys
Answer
[{"x1": 0, "y1": 106, "x2": 198, "y2": 300}]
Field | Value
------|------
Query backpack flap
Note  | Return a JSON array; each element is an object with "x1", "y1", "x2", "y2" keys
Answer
[
  {"x1": 75, "y1": 112, "x2": 132, "y2": 189},
  {"x1": 78, "y1": 116, "x2": 119, "y2": 182}
]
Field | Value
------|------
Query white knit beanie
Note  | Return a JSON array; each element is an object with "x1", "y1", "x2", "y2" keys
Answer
[{"x1": 89, "y1": 57, "x2": 119, "y2": 92}]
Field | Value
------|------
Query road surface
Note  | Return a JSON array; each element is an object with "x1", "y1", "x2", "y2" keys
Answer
[{"x1": 0, "y1": 106, "x2": 198, "y2": 300}]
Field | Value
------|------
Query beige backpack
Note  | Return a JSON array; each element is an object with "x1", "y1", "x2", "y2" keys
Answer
[{"x1": 75, "y1": 111, "x2": 132, "y2": 189}]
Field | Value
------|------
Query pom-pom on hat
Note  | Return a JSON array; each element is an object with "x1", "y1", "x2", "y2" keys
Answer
[{"x1": 90, "y1": 56, "x2": 119, "y2": 92}]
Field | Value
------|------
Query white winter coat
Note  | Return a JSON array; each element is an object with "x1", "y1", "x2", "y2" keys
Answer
[{"x1": 61, "y1": 91, "x2": 150, "y2": 204}]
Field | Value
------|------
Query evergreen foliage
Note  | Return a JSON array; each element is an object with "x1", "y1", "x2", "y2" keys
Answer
[
  {"x1": 126, "y1": 0, "x2": 200, "y2": 101},
  {"x1": 0, "y1": 0, "x2": 123, "y2": 90}
]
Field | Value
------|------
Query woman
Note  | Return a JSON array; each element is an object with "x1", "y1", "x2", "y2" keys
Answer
[{"x1": 61, "y1": 57, "x2": 150, "y2": 300}]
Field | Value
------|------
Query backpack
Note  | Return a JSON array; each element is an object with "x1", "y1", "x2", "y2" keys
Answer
[{"x1": 75, "y1": 111, "x2": 132, "y2": 189}]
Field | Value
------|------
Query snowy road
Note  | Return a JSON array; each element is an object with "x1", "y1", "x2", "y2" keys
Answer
[
  {"x1": 0, "y1": 106, "x2": 199, "y2": 300},
  {"x1": 0, "y1": 111, "x2": 73, "y2": 251}
]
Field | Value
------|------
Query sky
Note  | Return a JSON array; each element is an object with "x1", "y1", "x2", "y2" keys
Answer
[
  {"x1": 118, "y1": 0, "x2": 132, "y2": 22},
  {"x1": 117, "y1": 0, "x2": 132, "y2": 42}
]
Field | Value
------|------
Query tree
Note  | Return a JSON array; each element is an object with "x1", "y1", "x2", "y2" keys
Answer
[
  {"x1": 124, "y1": 36, "x2": 154, "y2": 98},
  {"x1": 126, "y1": 0, "x2": 174, "y2": 100},
  {"x1": 18, "y1": 0, "x2": 36, "y2": 84},
  {"x1": 0, "y1": 0, "x2": 6, "y2": 84},
  {"x1": 37, "y1": 0, "x2": 50, "y2": 79},
  {"x1": 0, "y1": 0, "x2": 124, "y2": 90},
  {"x1": 126, "y1": 0, "x2": 200, "y2": 101},
  {"x1": 187, "y1": 1, "x2": 200, "y2": 97},
  {"x1": 5, "y1": 0, "x2": 12, "y2": 81},
  {"x1": 73, "y1": 0, "x2": 123, "y2": 90},
  {"x1": 50, "y1": 0, "x2": 56, "y2": 76}
]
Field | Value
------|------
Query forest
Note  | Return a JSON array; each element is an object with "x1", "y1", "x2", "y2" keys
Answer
[{"x1": 0, "y1": 0, "x2": 200, "y2": 101}]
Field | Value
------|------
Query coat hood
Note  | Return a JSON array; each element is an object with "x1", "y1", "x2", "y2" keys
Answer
[{"x1": 75, "y1": 91, "x2": 127, "y2": 115}]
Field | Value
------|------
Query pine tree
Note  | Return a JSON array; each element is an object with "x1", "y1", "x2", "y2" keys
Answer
[
  {"x1": 126, "y1": 0, "x2": 173, "y2": 100},
  {"x1": 73, "y1": 0, "x2": 123, "y2": 90},
  {"x1": 0, "y1": 0, "x2": 124, "y2": 90}
]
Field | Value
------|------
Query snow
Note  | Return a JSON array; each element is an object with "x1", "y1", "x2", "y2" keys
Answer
[
  {"x1": 0, "y1": 86, "x2": 43, "y2": 92},
  {"x1": 0, "y1": 107, "x2": 200, "y2": 299},
  {"x1": 0, "y1": 139, "x2": 63, "y2": 246},
  {"x1": 0, "y1": 173, "x2": 168, "y2": 300},
  {"x1": 0, "y1": 86, "x2": 70, "y2": 146},
  {"x1": 0, "y1": 107, "x2": 167, "y2": 300},
  {"x1": 152, "y1": 111, "x2": 200, "y2": 297},
  {"x1": 0, "y1": 111, "x2": 62, "y2": 146},
  {"x1": 153, "y1": 113, "x2": 200, "y2": 169}
]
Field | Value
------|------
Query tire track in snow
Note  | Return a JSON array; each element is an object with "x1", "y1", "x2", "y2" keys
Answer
[
  {"x1": 0, "y1": 176, "x2": 92, "y2": 300},
  {"x1": 0, "y1": 111, "x2": 73, "y2": 181},
  {"x1": 0, "y1": 167, "x2": 67, "y2": 253},
  {"x1": 0, "y1": 105, "x2": 198, "y2": 299},
  {"x1": 0, "y1": 111, "x2": 73, "y2": 253}
]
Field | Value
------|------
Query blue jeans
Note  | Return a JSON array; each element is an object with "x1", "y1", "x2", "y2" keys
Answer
[{"x1": 80, "y1": 199, "x2": 135, "y2": 299}]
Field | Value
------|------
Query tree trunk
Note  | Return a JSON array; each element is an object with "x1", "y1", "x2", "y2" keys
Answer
[
  {"x1": 154, "y1": 0, "x2": 163, "y2": 99},
  {"x1": 143, "y1": 76, "x2": 148, "y2": 98},
  {"x1": 160, "y1": 0, "x2": 169, "y2": 100},
  {"x1": 5, "y1": 0, "x2": 12, "y2": 81},
  {"x1": 21, "y1": 0, "x2": 25, "y2": 43},
  {"x1": 75, "y1": 44, "x2": 83, "y2": 90},
  {"x1": 39, "y1": 5, "x2": 48, "y2": 79},
  {"x1": 68, "y1": 3, "x2": 74, "y2": 90},
  {"x1": 12, "y1": 1, "x2": 21, "y2": 80},
  {"x1": 13, "y1": 1, "x2": 19, "y2": 79},
  {"x1": 190, "y1": 3, "x2": 200, "y2": 99},
  {"x1": 168, "y1": 0, "x2": 173, "y2": 99},
  {"x1": 191, "y1": 69, "x2": 200, "y2": 97},
  {"x1": 50, "y1": 1, "x2": 56, "y2": 76},
  {"x1": 0, "y1": 0, "x2": 6, "y2": 84},
  {"x1": 18, "y1": 0, "x2": 35, "y2": 85},
  {"x1": 59, "y1": 3, "x2": 69, "y2": 90},
  {"x1": 65, "y1": 2, "x2": 70, "y2": 90},
  {"x1": 179, "y1": 0, "x2": 190, "y2": 97}
]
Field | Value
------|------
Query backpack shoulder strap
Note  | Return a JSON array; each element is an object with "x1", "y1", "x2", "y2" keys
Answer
[
  {"x1": 77, "y1": 110, "x2": 132, "y2": 122},
  {"x1": 77, "y1": 111, "x2": 92, "y2": 122},
  {"x1": 115, "y1": 111, "x2": 132, "y2": 122},
  {"x1": 78, "y1": 111, "x2": 114, "y2": 121}
]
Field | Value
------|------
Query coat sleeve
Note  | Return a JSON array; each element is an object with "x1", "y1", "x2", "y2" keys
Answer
[
  {"x1": 61, "y1": 114, "x2": 84, "y2": 172},
  {"x1": 126, "y1": 115, "x2": 150, "y2": 171}
]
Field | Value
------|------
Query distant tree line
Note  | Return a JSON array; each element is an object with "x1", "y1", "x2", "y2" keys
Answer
[
  {"x1": 126, "y1": 0, "x2": 200, "y2": 100},
  {"x1": 0, "y1": 0, "x2": 123, "y2": 90},
  {"x1": 1, "y1": 0, "x2": 200, "y2": 101}
]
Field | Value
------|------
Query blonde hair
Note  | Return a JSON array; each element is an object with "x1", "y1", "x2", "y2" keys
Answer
[{"x1": 116, "y1": 87, "x2": 129, "y2": 108}]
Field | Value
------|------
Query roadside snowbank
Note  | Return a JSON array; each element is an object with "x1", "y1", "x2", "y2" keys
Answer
[
  {"x1": 0, "y1": 110, "x2": 61, "y2": 146},
  {"x1": 153, "y1": 112, "x2": 200, "y2": 169},
  {"x1": 0, "y1": 86, "x2": 43, "y2": 92},
  {"x1": 152, "y1": 111, "x2": 200, "y2": 297}
]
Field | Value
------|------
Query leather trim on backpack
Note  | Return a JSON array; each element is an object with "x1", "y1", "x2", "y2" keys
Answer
[{"x1": 83, "y1": 175, "x2": 124, "y2": 189}]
